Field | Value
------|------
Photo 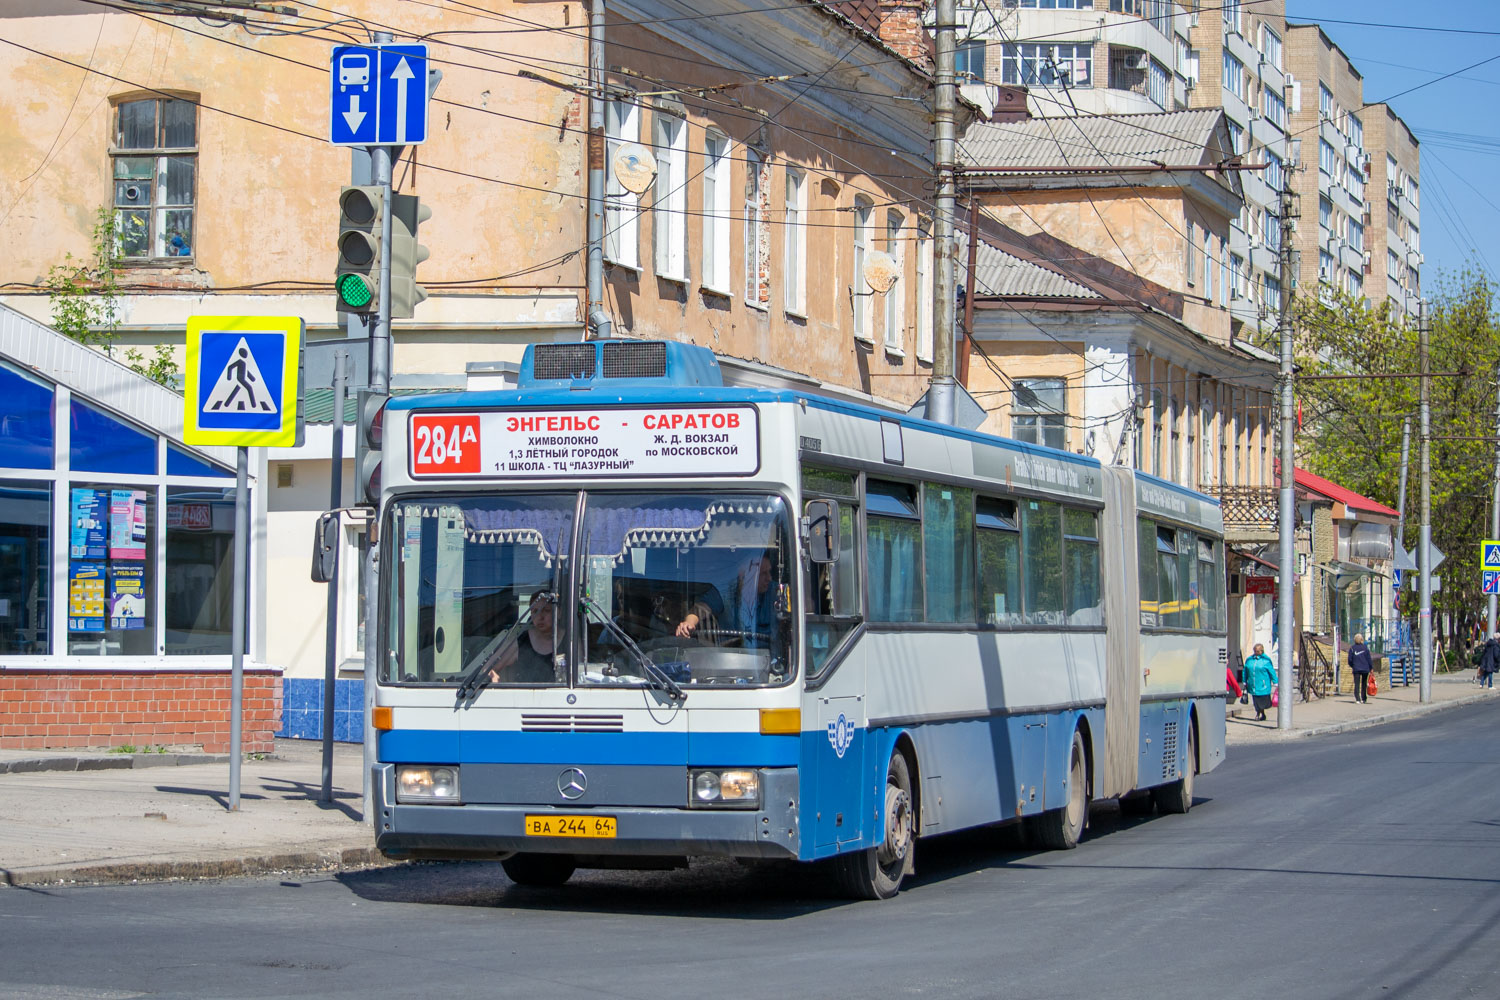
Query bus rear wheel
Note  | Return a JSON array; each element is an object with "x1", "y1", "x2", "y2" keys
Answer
[
  {"x1": 1033, "y1": 730, "x2": 1088, "y2": 850},
  {"x1": 833, "y1": 751, "x2": 914, "y2": 900},
  {"x1": 501, "y1": 853, "x2": 577, "y2": 887},
  {"x1": 1152, "y1": 722, "x2": 1196, "y2": 815}
]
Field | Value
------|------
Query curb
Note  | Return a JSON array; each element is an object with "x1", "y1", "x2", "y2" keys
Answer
[
  {"x1": 1257, "y1": 689, "x2": 1499, "y2": 741},
  {"x1": 0, "y1": 752, "x2": 240, "y2": 775},
  {"x1": 1, "y1": 846, "x2": 400, "y2": 888}
]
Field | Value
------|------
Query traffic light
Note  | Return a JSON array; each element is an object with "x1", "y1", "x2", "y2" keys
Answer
[
  {"x1": 356, "y1": 389, "x2": 388, "y2": 505},
  {"x1": 389, "y1": 193, "x2": 431, "y2": 319},
  {"x1": 335, "y1": 185, "x2": 385, "y2": 314}
]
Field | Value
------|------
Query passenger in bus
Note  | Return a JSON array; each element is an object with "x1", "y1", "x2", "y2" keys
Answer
[
  {"x1": 675, "y1": 551, "x2": 780, "y2": 648},
  {"x1": 486, "y1": 591, "x2": 557, "y2": 684}
]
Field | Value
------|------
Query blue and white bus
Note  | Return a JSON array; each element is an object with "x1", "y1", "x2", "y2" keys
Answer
[{"x1": 369, "y1": 339, "x2": 1227, "y2": 898}]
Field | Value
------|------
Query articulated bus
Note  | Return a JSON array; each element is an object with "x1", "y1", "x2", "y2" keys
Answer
[{"x1": 369, "y1": 339, "x2": 1227, "y2": 898}]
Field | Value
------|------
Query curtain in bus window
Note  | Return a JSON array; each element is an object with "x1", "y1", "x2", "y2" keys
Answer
[
  {"x1": 1156, "y1": 526, "x2": 1181, "y2": 628},
  {"x1": 923, "y1": 483, "x2": 975, "y2": 623},
  {"x1": 867, "y1": 516, "x2": 921, "y2": 622},
  {"x1": 1198, "y1": 536, "x2": 1219, "y2": 631},
  {"x1": 1063, "y1": 508, "x2": 1101, "y2": 625},
  {"x1": 1179, "y1": 533, "x2": 1200, "y2": 629},
  {"x1": 1138, "y1": 518, "x2": 1158, "y2": 627},
  {"x1": 977, "y1": 498, "x2": 1022, "y2": 625},
  {"x1": 1022, "y1": 500, "x2": 1063, "y2": 625}
]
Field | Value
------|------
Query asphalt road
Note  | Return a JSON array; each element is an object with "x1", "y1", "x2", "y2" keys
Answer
[{"x1": 3, "y1": 702, "x2": 1497, "y2": 1000}]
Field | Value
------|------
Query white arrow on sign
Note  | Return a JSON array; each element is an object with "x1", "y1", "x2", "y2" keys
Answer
[
  {"x1": 391, "y1": 56, "x2": 415, "y2": 143},
  {"x1": 342, "y1": 94, "x2": 366, "y2": 133}
]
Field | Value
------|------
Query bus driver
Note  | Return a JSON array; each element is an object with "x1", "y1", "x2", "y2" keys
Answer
[{"x1": 675, "y1": 551, "x2": 779, "y2": 648}]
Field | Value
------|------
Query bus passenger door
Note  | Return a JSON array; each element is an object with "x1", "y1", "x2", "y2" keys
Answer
[{"x1": 814, "y1": 694, "x2": 865, "y2": 850}]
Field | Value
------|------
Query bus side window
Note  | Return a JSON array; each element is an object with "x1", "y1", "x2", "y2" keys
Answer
[
  {"x1": 1022, "y1": 499, "x2": 1063, "y2": 626},
  {"x1": 1198, "y1": 536, "x2": 1221, "y2": 632},
  {"x1": 1156, "y1": 525, "x2": 1181, "y2": 628},
  {"x1": 923, "y1": 482, "x2": 975, "y2": 624},
  {"x1": 1138, "y1": 517, "x2": 1158, "y2": 628},
  {"x1": 865, "y1": 479, "x2": 922, "y2": 622},
  {"x1": 807, "y1": 500, "x2": 859, "y2": 617},
  {"x1": 1063, "y1": 508, "x2": 1102, "y2": 625},
  {"x1": 1179, "y1": 531, "x2": 1200, "y2": 630},
  {"x1": 976, "y1": 497, "x2": 1021, "y2": 626}
]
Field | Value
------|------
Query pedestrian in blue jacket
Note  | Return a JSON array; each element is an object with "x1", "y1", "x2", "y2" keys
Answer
[
  {"x1": 1349, "y1": 634, "x2": 1375, "y2": 703},
  {"x1": 1243, "y1": 643, "x2": 1277, "y2": 721}
]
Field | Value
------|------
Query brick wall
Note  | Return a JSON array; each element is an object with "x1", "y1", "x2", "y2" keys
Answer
[{"x1": 0, "y1": 670, "x2": 282, "y2": 753}]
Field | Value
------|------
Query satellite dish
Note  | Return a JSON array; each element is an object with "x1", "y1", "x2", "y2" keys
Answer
[
  {"x1": 863, "y1": 250, "x2": 900, "y2": 293},
  {"x1": 612, "y1": 142, "x2": 657, "y2": 194}
]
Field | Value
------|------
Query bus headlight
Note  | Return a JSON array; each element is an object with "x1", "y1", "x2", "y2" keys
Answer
[
  {"x1": 396, "y1": 765, "x2": 461, "y2": 804},
  {"x1": 688, "y1": 769, "x2": 761, "y2": 808}
]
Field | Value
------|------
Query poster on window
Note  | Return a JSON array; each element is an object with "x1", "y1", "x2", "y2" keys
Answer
[
  {"x1": 69, "y1": 488, "x2": 107, "y2": 559},
  {"x1": 109, "y1": 489, "x2": 147, "y2": 560},
  {"x1": 68, "y1": 562, "x2": 106, "y2": 631},
  {"x1": 107, "y1": 564, "x2": 147, "y2": 629}
]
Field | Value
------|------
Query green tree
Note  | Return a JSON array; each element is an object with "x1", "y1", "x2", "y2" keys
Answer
[
  {"x1": 45, "y1": 208, "x2": 179, "y2": 388},
  {"x1": 1293, "y1": 271, "x2": 1500, "y2": 647}
]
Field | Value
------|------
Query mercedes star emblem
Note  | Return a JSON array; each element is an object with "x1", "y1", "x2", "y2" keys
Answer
[{"x1": 557, "y1": 767, "x2": 588, "y2": 799}]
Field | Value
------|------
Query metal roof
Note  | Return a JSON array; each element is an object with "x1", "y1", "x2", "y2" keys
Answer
[
  {"x1": 303, "y1": 386, "x2": 445, "y2": 425},
  {"x1": 957, "y1": 231, "x2": 1102, "y2": 300},
  {"x1": 961, "y1": 109, "x2": 1229, "y2": 170}
]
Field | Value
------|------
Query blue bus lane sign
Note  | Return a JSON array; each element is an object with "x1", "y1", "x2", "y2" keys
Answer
[{"x1": 330, "y1": 44, "x2": 428, "y2": 146}]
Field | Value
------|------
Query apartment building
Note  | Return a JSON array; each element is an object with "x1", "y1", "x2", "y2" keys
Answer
[{"x1": 1361, "y1": 106, "x2": 1422, "y2": 320}]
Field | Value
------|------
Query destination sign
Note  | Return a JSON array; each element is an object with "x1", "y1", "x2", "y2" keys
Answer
[{"x1": 407, "y1": 406, "x2": 760, "y2": 479}]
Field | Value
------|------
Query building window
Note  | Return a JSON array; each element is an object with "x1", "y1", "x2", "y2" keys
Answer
[
  {"x1": 956, "y1": 40, "x2": 986, "y2": 82},
  {"x1": 1185, "y1": 220, "x2": 1197, "y2": 286},
  {"x1": 604, "y1": 95, "x2": 640, "y2": 268},
  {"x1": 1349, "y1": 219, "x2": 1365, "y2": 254},
  {"x1": 1319, "y1": 195, "x2": 1332, "y2": 229},
  {"x1": 1319, "y1": 83, "x2": 1333, "y2": 119},
  {"x1": 852, "y1": 196, "x2": 874, "y2": 342},
  {"x1": 0, "y1": 359, "x2": 55, "y2": 470},
  {"x1": 1264, "y1": 150, "x2": 1285, "y2": 192},
  {"x1": 1263, "y1": 274, "x2": 1281, "y2": 313},
  {"x1": 1023, "y1": 0, "x2": 1093, "y2": 7},
  {"x1": 67, "y1": 485, "x2": 156, "y2": 656},
  {"x1": 651, "y1": 111, "x2": 687, "y2": 282},
  {"x1": 884, "y1": 209, "x2": 906, "y2": 352},
  {"x1": 1261, "y1": 25, "x2": 1283, "y2": 70},
  {"x1": 1222, "y1": 51, "x2": 1244, "y2": 100},
  {"x1": 1001, "y1": 43, "x2": 1093, "y2": 87},
  {"x1": 0, "y1": 481, "x2": 51, "y2": 654},
  {"x1": 1263, "y1": 210, "x2": 1281, "y2": 252},
  {"x1": 784, "y1": 168, "x2": 806, "y2": 315},
  {"x1": 1201, "y1": 228, "x2": 1213, "y2": 301},
  {"x1": 1147, "y1": 58, "x2": 1169, "y2": 109},
  {"x1": 744, "y1": 148, "x2": 770, "y2": 307},
  {"x1": 1013, "y1": 378, "x2": 1066, "y2": 451},
  {"x1": 1263, "y1": 88, "x2": 1286, "y2": 129},
  {"x1": 112, "y1": 96, "x2": 197, "y2": 260},
  {"x1": 1320, "y1": 249, "x2": 1335, "y2": 284},
  {"x1": 702, "y1": 131, "x2": 731, "y2": 294},
  {"x1": 916, "y1": 221, "x2": 933, "y2": 362},
  {"x1": 165, "y1": 487, "x2": 236, "y2": 654},
  {"x1": 1226, "y1": 121, "x2": 1243, "y2": 156},
  {"x1": 1230, "y1": 253, "x2": 1245, "y2": 299},
  {"x1": 1222, "y1": 0, "x2": 1241, "y2": 31},
  {"x1": 1200, "y1": 391, "x2": 1215, "y2": 482}
]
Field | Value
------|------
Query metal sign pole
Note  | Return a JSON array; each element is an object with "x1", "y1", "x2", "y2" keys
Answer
[
  {"x1": 320, "y1": 350, "x2": 346, "y2": 803},
  {"x1": 229, "y1": 445, "x2": 249, "y2": 810}
]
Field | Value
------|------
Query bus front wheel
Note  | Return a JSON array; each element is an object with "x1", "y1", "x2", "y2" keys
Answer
[
  {"x1": 833, "y1": 751, "x2": 914, "y2": 900},
  {"x1": 1152, "y1": 722, "x2": 1196, "y2": 815},
  {"x1": 1033, "y1": 729, "x2": 1088, "y2": 850},
  {"x1": 501, "y1": 853, "x2": 577, "y2": 887}
]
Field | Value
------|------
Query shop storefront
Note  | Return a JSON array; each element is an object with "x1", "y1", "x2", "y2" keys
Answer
[{"x1": 0, "y1": 311, "x2": 279, "y2": 752}]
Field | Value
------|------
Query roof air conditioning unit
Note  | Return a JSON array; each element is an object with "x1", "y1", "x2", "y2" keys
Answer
[
  {"x1": 1362, "y1": 210, "x2": 1371, "y2": 226},
  {"x1": 1121, "y1": 51, "x2": 1147, "y2": 70}
]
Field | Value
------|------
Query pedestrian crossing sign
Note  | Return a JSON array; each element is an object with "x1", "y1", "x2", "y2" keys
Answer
[
  {"x1": 184, "y1": 316, "x2": 303, "y2": 447},
  {"x1": 1484, "y1": 540, "x2": 1500, "y2": 571}
]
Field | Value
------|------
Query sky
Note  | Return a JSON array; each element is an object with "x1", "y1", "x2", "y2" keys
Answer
[{"x1": 1286, "y1": 0, "x2": 1500, "y2": 291}]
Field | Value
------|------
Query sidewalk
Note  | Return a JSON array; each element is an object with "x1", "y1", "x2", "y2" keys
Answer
[
  {"x1": 0, "y1": 739, "x2": 382, "y2": 888},
  {"x1": 1227, "y1": 674, "x2": 1499, "y2": 744}
]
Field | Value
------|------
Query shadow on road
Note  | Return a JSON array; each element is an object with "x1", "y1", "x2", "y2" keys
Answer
[{"x1": 334, "y1": 795, "x2": 1196, "y2": 917}]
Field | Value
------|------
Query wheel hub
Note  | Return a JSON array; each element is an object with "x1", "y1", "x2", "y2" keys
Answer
[{"x1": 880, "y1": 784, "x2": 911, "y2": 867}]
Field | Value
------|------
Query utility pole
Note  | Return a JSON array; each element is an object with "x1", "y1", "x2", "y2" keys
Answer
[
  {"x1": 362, "y1": 28, "x2": 394, "y2": 820},
  {"x1": 929, "y1": 0, "x2": 957, "y2": 426},
  {"x1": 1489, "y1": 361, "x2": 1500, "y2": 637},
  {"x1": 585, "y1": 1, "x2": 610, "y2": 339},
  {"x1": 1395, "y1": 415, "x2": 1411, "y2": 685},
  {"x1": 1419, "y1": 299, "x2": 1432, "y2": 703},
  {"x1": 1275, "y1": 139, "x2": 1296, "y2": 730}
]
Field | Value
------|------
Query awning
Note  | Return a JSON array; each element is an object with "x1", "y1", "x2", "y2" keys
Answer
[{"x1": 1319, "y1": 559, "x2": 1385, "y2": 589}]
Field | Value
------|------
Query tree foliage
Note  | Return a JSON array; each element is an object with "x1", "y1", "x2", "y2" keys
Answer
[
  {"x1": 45, "y1": 209, "x2": 179, "y2": 389},
  {"x1": 1293, "y1": 271, "x2": 1500, "y2": 639}
]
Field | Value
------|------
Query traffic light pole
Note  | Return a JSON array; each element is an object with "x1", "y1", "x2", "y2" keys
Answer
[{"x1": 363, "y1": 29, "x2": 394, "y2": 822}]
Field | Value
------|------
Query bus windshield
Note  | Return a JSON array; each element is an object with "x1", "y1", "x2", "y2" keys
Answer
[
  {"x1": 381, "y1": 492, "x2": 793, "y2": 688},
  {"x1": 577, "y1": 493, "x2": 793, "y2": 688}
]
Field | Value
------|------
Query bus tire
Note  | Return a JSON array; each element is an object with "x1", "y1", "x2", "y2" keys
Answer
[
  {"x1": 1033, "y1": 729, "x2": 1088, "y2": 850},
  {"x1": 1152, "y1": 722, "x2": 1196, "y2": 815},
  {"x1": 833, "y1": 751, "x2": 914, "y2": 900},
  {"x1": 501, "y1": 853, "x2": 577, "y2": 887}
]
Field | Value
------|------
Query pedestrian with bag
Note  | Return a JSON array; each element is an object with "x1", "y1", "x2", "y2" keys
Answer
[
  {"x1": 1477, "y1": 631, "x2": 1499, "y2": 689},
  {"x1": 1349, "y1": 633, "x2": 1375, "y2": 703},
  {"x1": 1243, "y1": 643, "x2": 1277, "y2": 721}
]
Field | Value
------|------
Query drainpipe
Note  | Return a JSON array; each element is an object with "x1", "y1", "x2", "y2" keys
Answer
[{"x1": 586, "y1": 0, "x2": 609, "y2": 340}]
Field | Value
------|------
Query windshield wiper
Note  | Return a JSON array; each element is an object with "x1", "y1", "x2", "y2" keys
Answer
[
  {"x1": 581, "y1": 595, "x2": 685, "y2": 703},
  {"x1": 454, "y1": 607, "x2": 533, "y2": 704}
]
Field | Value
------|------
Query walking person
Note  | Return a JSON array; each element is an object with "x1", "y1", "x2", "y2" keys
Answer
[
  {"x1": 1349, "y1": 633, "x2": 1374, "y2": 703},
  {"x1": 1243, "y1": 643, "x2": 1277, "y2": 722},
  {"x1": 1478, "y1": 631, "x2": 1499, "y2": 689}
]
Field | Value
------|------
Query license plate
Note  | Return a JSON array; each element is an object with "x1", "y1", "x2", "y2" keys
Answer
[{"x1": 524, "y1": 814, "x2": 617, "y2": 838}]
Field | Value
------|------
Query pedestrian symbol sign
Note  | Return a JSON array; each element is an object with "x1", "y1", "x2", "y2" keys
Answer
[
  {"x1": 1483, "y1": 540, "x2": 1500, "y2": 570},
  {"x1": 184, "y1": 316, "x2": 302, "y2": 447}
]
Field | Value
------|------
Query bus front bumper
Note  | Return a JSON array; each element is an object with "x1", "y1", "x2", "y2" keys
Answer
[{"x1": 372, "y1": 763, "x2": 801, "y2": 861}]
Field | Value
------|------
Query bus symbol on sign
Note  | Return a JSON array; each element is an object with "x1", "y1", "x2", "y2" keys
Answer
[
  {"x1": 411, "y1": 414, "x2": 481, "y2": 475},
  {"x1": 1485, "y1": 571, "x2": 1500, "y2": 596}
]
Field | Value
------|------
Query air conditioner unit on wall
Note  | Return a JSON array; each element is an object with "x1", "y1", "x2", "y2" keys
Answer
[{"x1": 1121, "y1": 51, "x2": 1147, "y2": 70}]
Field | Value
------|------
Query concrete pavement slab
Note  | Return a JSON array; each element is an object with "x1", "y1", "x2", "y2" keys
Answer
[{"x1": 1227, "y1": 675, "x2": 1498, "y2": 744}]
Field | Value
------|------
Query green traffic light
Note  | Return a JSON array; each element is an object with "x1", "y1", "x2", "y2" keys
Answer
[{"x1": 337, "y1": 273, "x2": 373, "y2": 308}]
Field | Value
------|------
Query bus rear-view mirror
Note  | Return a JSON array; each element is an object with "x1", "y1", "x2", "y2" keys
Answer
[
  {"x1": 804, "y1": 499, "x2": 839, "y2": 564},
  {"x1": 311, "y1": 510, "x2": 341, "y2": 583}
]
